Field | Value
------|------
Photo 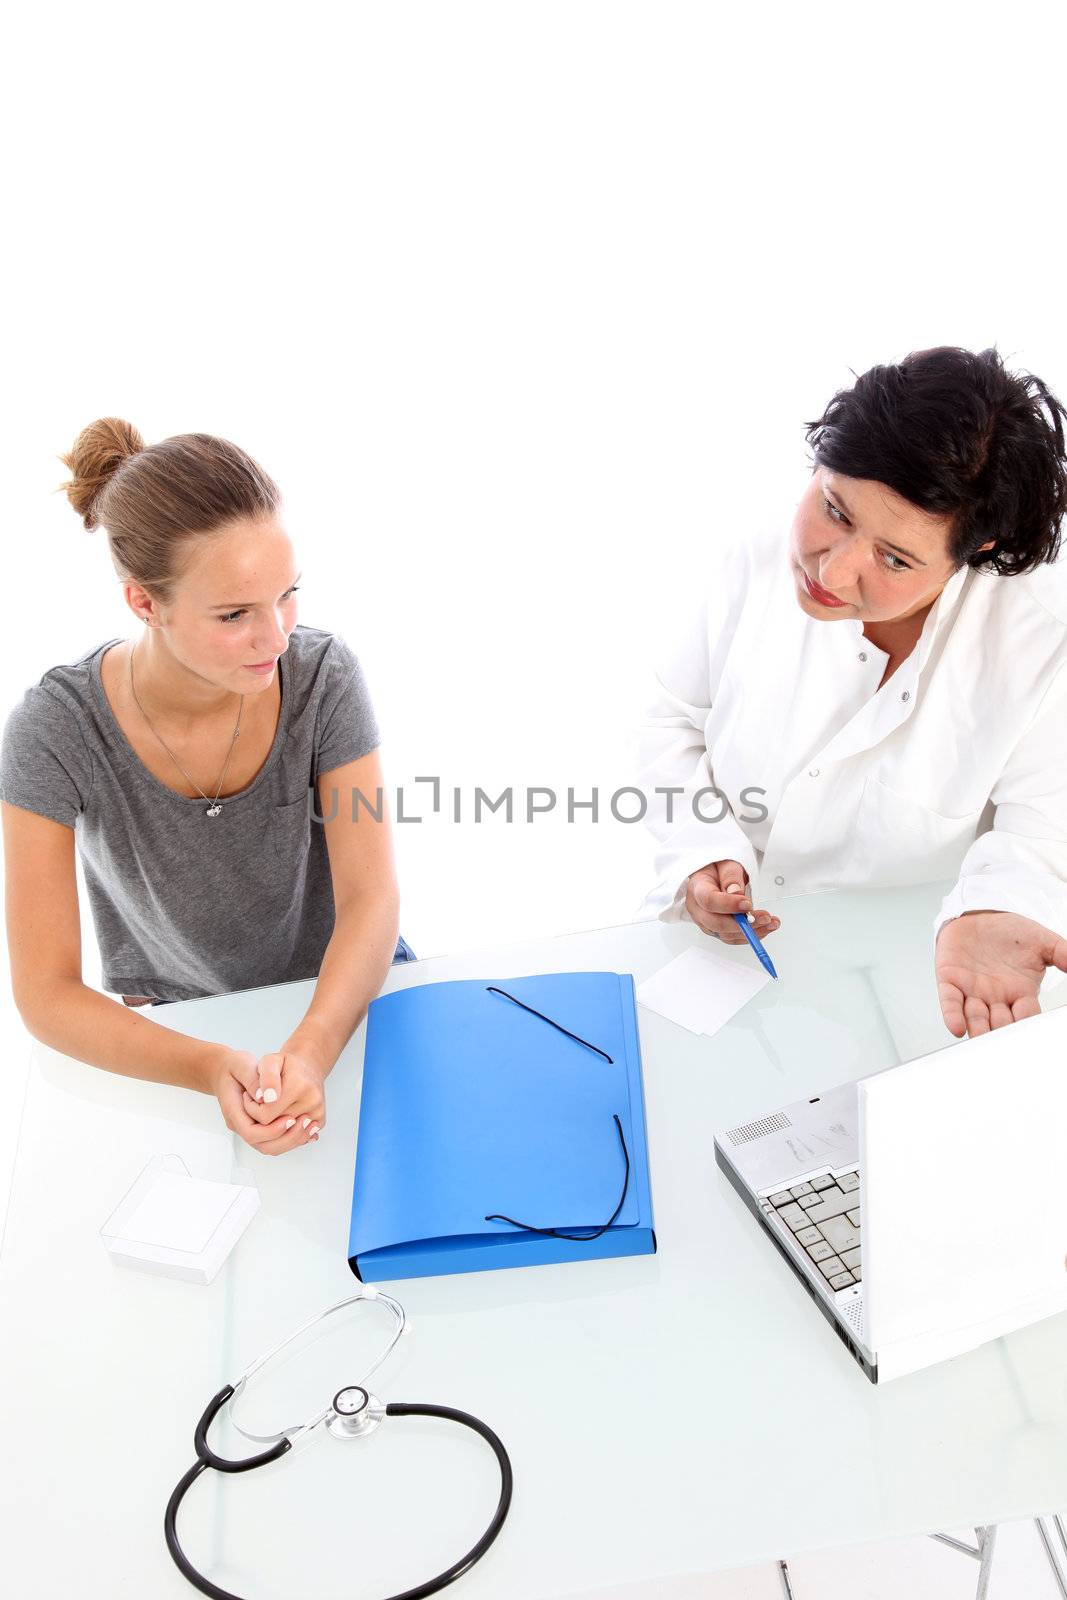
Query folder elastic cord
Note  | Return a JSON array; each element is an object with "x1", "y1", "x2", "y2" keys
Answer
[
  {"x1": 482, "y1": 986, "x2": 631, "y2": 1243},
  {"x1": 485, "y1": 1113, "x2": 630, "y2": 1241},
  {"x1": 484, "y1": 986, "x2": 615, "y2": 1062}
]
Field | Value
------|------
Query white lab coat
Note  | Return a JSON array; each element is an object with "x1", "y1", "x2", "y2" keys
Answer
[{"x1": 632, "y1": 524, "x2": 1067, "y2": 939}]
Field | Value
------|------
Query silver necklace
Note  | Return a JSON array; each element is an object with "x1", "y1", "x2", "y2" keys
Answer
[{"x1": 129, "y1": 635, "x2": 244, "y2": 817}]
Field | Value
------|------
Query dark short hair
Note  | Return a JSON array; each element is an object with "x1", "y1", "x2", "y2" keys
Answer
[{"x1": 803, "y1": 346, "x2": 1067, "y2": 575}]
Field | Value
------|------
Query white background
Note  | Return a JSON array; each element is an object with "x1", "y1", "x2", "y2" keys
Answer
[
  {"x1": 2, "y1": 5, "x2": 1065, "y2": 1590},
  {"x1": 6, "y1": 1, "x2": 1067, "y2": 972}
]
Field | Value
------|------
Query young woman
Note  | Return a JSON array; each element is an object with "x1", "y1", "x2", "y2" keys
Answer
[
  {"x1": 635, "y1": 346, "x2": 1067, "y2": 1039},
  {"x1": 1, "y1": 419, "x2": 412, "y2": 1155}
]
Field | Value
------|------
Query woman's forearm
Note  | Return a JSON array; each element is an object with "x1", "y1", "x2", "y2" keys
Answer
[
  {"x1": 16, "y1": 889, "x2": 400, "y2": 1094},
  {"x1": 281, "y1": 894, "x2": 401, "y2": 1076},
  {"x1": 17, "y1": 978, "x2": 220, "y2": 1093}
]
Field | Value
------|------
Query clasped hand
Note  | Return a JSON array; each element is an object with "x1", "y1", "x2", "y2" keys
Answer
[{"x1": 211, "y1": 1049, "x2": 326, "y2": 1155}]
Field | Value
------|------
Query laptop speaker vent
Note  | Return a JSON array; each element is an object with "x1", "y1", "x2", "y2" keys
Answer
[
  {"x1": 724, "y1": 1111, "x2": 793, "y2": 1146},
  {"x1": 842, "y1": 1298, "x2": 864, "y2": 1334}
]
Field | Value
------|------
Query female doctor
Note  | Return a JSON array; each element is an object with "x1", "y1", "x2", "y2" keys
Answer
[{"x1": 635, "y1": 345, "x2": 1067, "y2": 1039}]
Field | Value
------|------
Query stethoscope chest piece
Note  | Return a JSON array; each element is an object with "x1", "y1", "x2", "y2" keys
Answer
[{"x1": 327, "y1": 1384, "x2": 386, "y2": 1439}]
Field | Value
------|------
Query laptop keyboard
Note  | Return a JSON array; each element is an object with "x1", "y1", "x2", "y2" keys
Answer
[{"x1": 765, "y1": 1170, "x2": 862, "y2": 1291}]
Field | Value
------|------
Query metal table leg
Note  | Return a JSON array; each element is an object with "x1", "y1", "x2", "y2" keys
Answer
[
  {"x1": 783, "y1": 1511, "x2": 1064, "y2": 1597},
  {"x1": 1034, "y1": 1516, "x2": 1067, "y2": 1597},
  {"x1": 928, "y1": 1525, "x2": 997, "y2": 1599}
]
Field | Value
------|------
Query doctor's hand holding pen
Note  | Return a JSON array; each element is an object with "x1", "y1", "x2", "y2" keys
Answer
[
  {"x1": 685, "y1": 861, "x2": 781, "y2": 945},
  {"x1": 935, "y1": 910, "x2": 1067, "y2": 1040}
]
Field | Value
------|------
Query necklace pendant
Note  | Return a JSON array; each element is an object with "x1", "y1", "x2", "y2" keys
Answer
[{"x1": 206, "y1": 803, "x2": 223, "y2": 818}]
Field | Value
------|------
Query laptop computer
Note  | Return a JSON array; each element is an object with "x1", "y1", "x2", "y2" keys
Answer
[{"x1": 713, "y1": 1001, "x2": 1067, "y2": 1383}]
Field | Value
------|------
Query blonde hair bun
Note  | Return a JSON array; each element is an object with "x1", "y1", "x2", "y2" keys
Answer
[{"x1": 59, "y1": 418, "x2": 146, "y2": 531}]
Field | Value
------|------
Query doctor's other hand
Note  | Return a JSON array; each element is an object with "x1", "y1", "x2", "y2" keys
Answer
[
  {"x1": 934, "y1": 910, "x2": 1067, "y2": 1039},
  {"x1": 685, "y1": 860, "x2": 781, "y2": 944},
  {"x1": 208, "y1": 1046, "x2": 321, "y2": 1156}
]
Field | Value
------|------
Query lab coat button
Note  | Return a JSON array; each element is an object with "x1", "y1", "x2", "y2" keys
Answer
[
  {"x1": 809, "y1": 768, "x2": 820, "y2": 778},
  {"x1": 858, "y1": 651, "x2": 868, "y2": 662},
  {"x1": 774, "y1": 874, "x2": 785, "y2": 886},
  {"x1": 901, "y1": 690, "x2": 910, "y2": 702}
]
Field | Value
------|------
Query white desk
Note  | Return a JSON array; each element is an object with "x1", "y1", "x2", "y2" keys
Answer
[{"x1": 3, "y1": 883, "x2": 1066, "y2": 1600}]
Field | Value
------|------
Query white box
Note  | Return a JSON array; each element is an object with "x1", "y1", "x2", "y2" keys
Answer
[{"x1": 100, "y1": 1153, "x2": 260, "y2": 1284}]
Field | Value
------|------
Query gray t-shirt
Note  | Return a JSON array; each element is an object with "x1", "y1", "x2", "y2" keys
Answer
[{"x1": 0, "y1": 623, "x2": 391, "y2": 1002}]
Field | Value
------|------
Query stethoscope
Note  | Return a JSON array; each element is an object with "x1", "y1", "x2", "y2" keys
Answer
[{"x1": 164, "y1": 1288, "x2": 514, "y2": 1600}]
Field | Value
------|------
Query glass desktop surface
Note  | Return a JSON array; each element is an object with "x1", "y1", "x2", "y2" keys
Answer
[{"x1": 3, "y1": 881, "x2": 1065, "y2": 1599}]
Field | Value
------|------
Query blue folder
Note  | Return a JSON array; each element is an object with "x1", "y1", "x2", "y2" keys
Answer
[{"x1": 347, "y1": 971, "x2": 656, "y2": 1282}]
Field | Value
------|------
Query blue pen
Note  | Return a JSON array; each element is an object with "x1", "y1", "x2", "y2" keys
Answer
[{"x1": 733, "y1": 913, "x2": 779, "y2": 980}]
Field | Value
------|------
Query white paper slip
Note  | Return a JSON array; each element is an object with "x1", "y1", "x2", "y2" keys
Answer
[{"x1": 637, "y1": 946, "x2": 770, "y2": 1036}]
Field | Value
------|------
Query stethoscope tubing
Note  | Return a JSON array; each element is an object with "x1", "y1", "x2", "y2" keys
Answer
[{"x1": 164, "y1": 1391, "x2": 514, "y2": 1600}]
